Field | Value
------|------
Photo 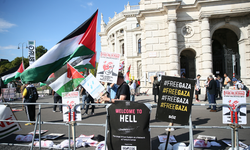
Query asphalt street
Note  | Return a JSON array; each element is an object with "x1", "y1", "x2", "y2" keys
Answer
[{"x1": 0, "y1": 93, "x2": 250, "y2": 150}]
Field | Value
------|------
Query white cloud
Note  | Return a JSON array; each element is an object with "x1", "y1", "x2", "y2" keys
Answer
[
  {"x1": 80, "y1": 2, "x2": 93, "y2": 8},
  {"x1": 87, "y1": 2, "x2": 93, "y2": 6},
  {"x1": 80, "y1": 4, "x2": 86, "y2": 8},
  {"x1": 0, "y1": 45, "x2": 17, "y2": 51},
  {"x1": 0, "y1": 18, "x2": 16, "y2": 33}
]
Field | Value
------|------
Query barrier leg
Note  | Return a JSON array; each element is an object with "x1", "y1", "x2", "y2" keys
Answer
[
  {"x1": 189, "y1": 114, "x2": 194, "y2": 150},
  {"x1": 30, "y1": 111, "x2": 40, "y2": 150},
  {"x1": 72, "y1": 121, "x2": 76, "y2": 150},
  {"x1": 236, "y1": 128, "x2": 239, "y2": 150},
  {"x1": 104, "y1": 108, "x2": 108, "y2": 150},
  {"x1": 38, "y1": 105, "x2": 41, "y2": 150},
  {"x1": 68, "y1": 123, "x2": 71, "y2": 150},
  {"x1": 231, "y1": 127, "x2": 235, "y2": 149}
]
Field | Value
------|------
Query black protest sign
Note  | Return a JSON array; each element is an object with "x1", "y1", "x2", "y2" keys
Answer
[
  {"x1": 107, "y1": 101, "x2": 150, "y2": 150},
  {"x1": 156, "y1": 76, "x2": 195, "y2": 125}
]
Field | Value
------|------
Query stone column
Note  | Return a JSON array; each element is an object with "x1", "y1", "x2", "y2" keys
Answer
[
  {"x1": 168, "y1": 19, "x2": 179, "y2": 76},
  {"x1": 201, "y1": 17, "x2": 213, "y2": 77}
]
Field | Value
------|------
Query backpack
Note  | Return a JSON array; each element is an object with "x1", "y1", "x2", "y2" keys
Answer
[
  {"x1": 25, "y1": 87, "x2": 38, "y2": 102},
  {"x1": 243, "y1": 85, "x2": 249, "y2": 97}
]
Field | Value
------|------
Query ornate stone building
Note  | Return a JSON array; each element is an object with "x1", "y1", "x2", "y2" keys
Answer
[{"x1": 98, "y1": 0, "x2": 250, "y2": 93}]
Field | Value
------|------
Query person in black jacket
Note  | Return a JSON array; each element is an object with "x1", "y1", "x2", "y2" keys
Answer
[
  {"x1": 207, "y1": 75, "x2": 217, "y2": 112},
  {"x1": 153, "y1": 76, "x2": 160, "y2": 103}
]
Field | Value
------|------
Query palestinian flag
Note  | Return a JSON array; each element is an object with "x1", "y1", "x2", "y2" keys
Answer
[
  {"x1": 125, "y1": 65, "x2": 131, "y2": 82},
  {"x1": 71, "y1": 54, "x2": 94, "y2": 72},
  {"x1": 15, "y1": 62, "x2": 24, "y2": 79},
  {"x1": 1, "y1": 62, "x2": 24, "y2": 84},
  {"x1": 119, "y1": 61, "x2": 124, "y2": 71},
  {"x1": 20, "y1": 10, "x2": 98, "y2": 83},
  {"x1": 47, "y1": 63, "x2": 85, "y2": 96}
]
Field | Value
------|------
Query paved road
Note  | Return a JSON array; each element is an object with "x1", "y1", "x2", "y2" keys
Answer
[{"x1": 0, "y1": 94, "x2": 250, "y2": 150}]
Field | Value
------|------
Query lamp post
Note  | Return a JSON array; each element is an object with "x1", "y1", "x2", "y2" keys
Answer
[{"x1": 18, "y1": 42, "x2": 27, "y2": 64}]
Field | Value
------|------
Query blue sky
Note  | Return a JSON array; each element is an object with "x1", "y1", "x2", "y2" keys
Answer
[{"x1": 0, "y1": 0, "x2": 139, "y2": 62}]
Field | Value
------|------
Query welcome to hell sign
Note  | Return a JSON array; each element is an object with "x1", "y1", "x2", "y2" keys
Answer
[{"x1": 156, "y1": 76, "x2": 195, "y2": 125}]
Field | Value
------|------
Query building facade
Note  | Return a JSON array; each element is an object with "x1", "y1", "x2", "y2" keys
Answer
[{"x1": 98, "y1": 0, "x2": 250, "y2": 93}]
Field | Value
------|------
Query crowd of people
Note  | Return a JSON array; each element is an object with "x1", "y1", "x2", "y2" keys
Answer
[
  {"x1": 195, "y1": 73, "x2": 248, "y2": 112},
  {"x1": 2, "y1": 71, "x2": 248, "y2": 126}
]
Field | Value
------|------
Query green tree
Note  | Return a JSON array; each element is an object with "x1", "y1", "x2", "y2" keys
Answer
[
  {"x1": 0, "y1": 59, "x2": 9, "y2": 66},
  {"x1": 36, "y1": 45, "x2": 48, "y2": 59},
  {"x1": 90, "y1": 62, "x2": 98, "y2": 77},
  {"x1": 0, "y1": 57, "x2": 29, "y2": 74}
]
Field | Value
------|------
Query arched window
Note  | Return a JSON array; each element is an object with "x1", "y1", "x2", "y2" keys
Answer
[{"x1": 138, "y1": 38, "x2": 141, "y2": 54}]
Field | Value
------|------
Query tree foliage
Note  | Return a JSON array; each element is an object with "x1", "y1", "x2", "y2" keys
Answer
[
  {"x1": 90, "y1": 62, "x2": 98, "y2": 77},
  {"x1": 36, "y1": 45, "x2": 48, "y2": 59},
  {"x1": 0, "y1": 57, "x2": 29, "y2": 74},
  {"x1": 0, "y1": 45, "x2": 47, "y2": 74}
]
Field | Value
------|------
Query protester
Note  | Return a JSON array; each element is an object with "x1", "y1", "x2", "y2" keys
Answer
[
  {"x1": 207, "y1": 75, "x2": 217, "y2": 112},
  {"x1": 101, "y1": 72, "x2": 130, "y2": 102},
  {"x1": 224, "y1": 73, "x2": 231, "y2": 89},
  {"x1": 153, "y1": 76, "x2": 160, "y2": 103},
  {"x1": 106, "y1": 83, "x2": 111, "y2": 98},
  {"x1": 80, "y1": 85, "x2": 87, "y2": 110},
  {"x1": 216, "y1": 75, "x2": 223, "y2": 99},
  {"x1": 232, "y1": 78, "x2": 243, "y2": 90},
  {"x1": 22, "y1": 82, "x2": 38, "y2": 125},
  {"x1": 83, "y1": 93, "x2": 95, "y2": 116},
  {"x1": 136, "y1": 79, "x2": 141, "y2": 96},
  {"x1": 52, "y1": 90, "x2": 62, "y2": 113},
  {"x1": 214, "y1": 77, "x2": 220, "y2": 100},
  {"x1": 109, "y1": 83, "x2": 118, "y2": 99},
  {"x1": 129, "y1": 80, "x2": 136, "y2": 101},
  {"x1": 204, "y1": 77, "x2": 210, "y2": 105},
  {"x1": 195, "y1": 74, "x2": 201, "y2": 102}
]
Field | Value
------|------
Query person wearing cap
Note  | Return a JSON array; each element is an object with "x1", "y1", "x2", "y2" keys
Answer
[
  {"x1": 195, "y1": 74, "x2": 201, "y2": 102},
  {"x1": 232, "y1": 78, "x2": 243, "y2": 90},
  {"x1": 101, "y1": 72, "x2": 130, "y2": 103}
]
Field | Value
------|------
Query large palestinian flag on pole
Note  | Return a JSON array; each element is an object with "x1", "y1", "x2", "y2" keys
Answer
[
  {"x1": 1, "y1": 62, "x2": 24, "y2": 84},
  {"x1": 20, "y1": 10, "x2": 98, "y2": 83},
  {"x1": 46, "y1": 63, "x2": 85, "y2": 96}
]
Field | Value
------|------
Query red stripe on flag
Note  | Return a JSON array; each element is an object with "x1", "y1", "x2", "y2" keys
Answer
[{"x1": 17, "y1": 62, "x2": 24, "y2": 73}]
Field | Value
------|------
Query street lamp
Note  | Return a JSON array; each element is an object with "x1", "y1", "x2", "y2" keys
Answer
[{"x1": 18, "y1": 42, "x2": 28, "y2": 63}]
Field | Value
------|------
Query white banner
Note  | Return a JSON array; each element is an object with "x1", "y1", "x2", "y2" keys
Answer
[
  {"x1": 62, "y1": 91, "x2": 81, "y2": 122},
  {"x1": 80, "y1": 73, "x2": 105, "y2": 99},
  {"x1": 0, "y1": 105, "x2": 21, "y2": 139},
  {"x1": 1, "y1": 88, "x2": 16, "y2": 100},
  {"x1": 222, "y1": 90, "x2": 247, "y2": 124},
  {"x1": 28, "y1": 40, "x2": 36, "y2": 65},
  {"x1": 96, "y1": 51, "x2": 120, "y2": 83}
]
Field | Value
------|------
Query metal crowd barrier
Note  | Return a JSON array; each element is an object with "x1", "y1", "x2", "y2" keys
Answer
[{"x1": 0, "y1": 102, "x2": 249, "y2": 150}]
